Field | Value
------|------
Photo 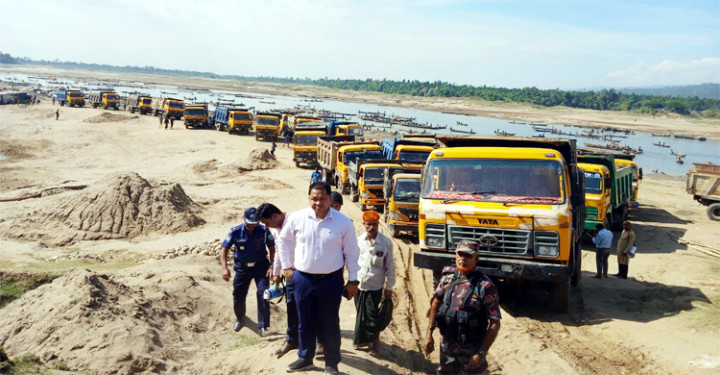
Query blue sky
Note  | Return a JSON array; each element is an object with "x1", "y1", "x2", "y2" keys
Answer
[{"x1": 1, "y1": 0, "x2": 718, "y2": 89}]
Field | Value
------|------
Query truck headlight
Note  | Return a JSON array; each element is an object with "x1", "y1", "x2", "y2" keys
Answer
[
  {"x1": 536, "y1": 245, "x2": 559, "y2": 257},
  {"x1": 389, "y1": 211, "x2": 403, "y2": 222},
  {"x1": 425, "y1": 223, "x2": 446, "y2": 249},
  {"x1": 427, "y1": 236, "x2": 444, "y2": 248}
]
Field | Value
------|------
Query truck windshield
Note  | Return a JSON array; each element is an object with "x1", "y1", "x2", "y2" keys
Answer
[
  {"x1": 233, "y1": 113, "x2": 252, "y2": 120},
  {"x1": 347, "y1": 127, "x2": 364, "y2": 136},
  {"x1": 364, "y1": 168, "x2": 386, "y2": 184},
  {"x1": 394, "y1": 179, "x2": 421, "y2": 202},
  {"x1": 398, "y1": 151, "x2": 431, "y2": 164},
  {"x1": 344, "y1": 150, "x2": 384, "y2": 165},
  {"x1": 257, "y1": 117, "x2": 279, "y2": 125},
  {"x1": 422, "y1": 159, "x2": 565, "y2": 204},
  {"x1": 69, "y1": 92, "x2": 83, "y2": 98},
  {"x1": 168, "y1": 102, "x2": 184, "y2": 109},
  {"x1": 185, "y1": 109, "x2": 205, "y2": 116},
  {"x1": 584, "y1": 172, "x2": 603, "y2": 194},
  {"x1": 106, "y1": 94, "x2": 119, "y2": 100},
  {"x1": 294, "y1": 135, "x2": 318, "y2": 145},
  {"x1": 142, "y1": 98, "x2": 152, "y2": 104}
]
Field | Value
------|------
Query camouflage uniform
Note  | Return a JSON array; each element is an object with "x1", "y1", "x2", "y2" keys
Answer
[{"x1": 433, "y1": 266, "x2": 501, "y2": 374}]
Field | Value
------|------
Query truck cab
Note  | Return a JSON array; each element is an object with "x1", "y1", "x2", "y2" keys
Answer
[
  {"x1": 229, "y1": 109, "x2": 253, "y2": 134},
  {"x1": 614, "y1": 158, "x2": 642, "y2": 209},
  {"x1": 348, "y1": 160, "x2": 406, "y2": 210},
  {"x1": 183, "y1": 103, "x2": 209, "y2": 129},
  {"x1": 89, "y1": 91, "x2": 120, "y2": 110},
  {"x1": 329, "y1": 121, "x2": 364, "y2": 137},
  {"x1": 335, "y1": 143, "x2": 383, "y2": 193},
  {"x1": 163, "y1": 98, "x2": 185, "y2": 120},
  {"x1": 384, "y1": 172, "x2": 422, "y2": 238},
  {"x1": 136, "y1": 96, "x2": 152, "y2": 114},
  {"x1": 254, "y1": 112, "x2": 281, "y2": 141},
  {"x1": 579, "y1": 163, "x2": 612, "y2": 230},
  {"x1": 415, "y1": 137, "x2": 585, "y2": 312},
  {"x1": 293, "y1": 129, "x2": 326, "y2": 168}
]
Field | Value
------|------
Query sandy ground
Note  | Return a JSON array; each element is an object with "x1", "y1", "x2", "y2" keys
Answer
[
  {"x1": 0, "y1": 99, "x2": 719, "y2": 375},
  {"x1": 3, "y1": 64, "x2": 720, "y2": 140}
]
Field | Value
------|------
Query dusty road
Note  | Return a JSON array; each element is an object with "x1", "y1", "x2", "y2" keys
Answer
[{"x1": 0, "y1": 98, "x2": 718, "y2": 375}]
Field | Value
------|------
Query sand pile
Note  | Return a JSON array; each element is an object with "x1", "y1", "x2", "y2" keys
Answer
[
  {"x1": 84, "y1": 112, "x2": 138, "y2": 123},
  {"x1": 0, "y1": 172, "x2": 204, "y2": 245},
  {"x1": 0, "y1": 260, "x2": 229, "y2": 374},
  {"x1": 224, "y1": 148, "x2": 278, "y2": 173}
]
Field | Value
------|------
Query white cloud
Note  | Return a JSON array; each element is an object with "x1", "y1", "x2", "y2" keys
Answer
[{"x1": 605, "y1": 58, "x2": 720, "y2": 86}]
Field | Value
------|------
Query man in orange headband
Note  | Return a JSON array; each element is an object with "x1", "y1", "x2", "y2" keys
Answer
[{"x1": 354, "y1": 210, "x2": 395, "y2": 355}]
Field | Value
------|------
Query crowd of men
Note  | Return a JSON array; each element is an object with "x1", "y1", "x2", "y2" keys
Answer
[{"x1": 220, "y1": 182, "x2": 502, "y2": 375}]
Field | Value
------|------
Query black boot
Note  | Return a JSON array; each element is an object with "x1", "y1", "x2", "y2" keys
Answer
[{"x1": 620, "y1": 264, "x2": 628, "y2": 279}]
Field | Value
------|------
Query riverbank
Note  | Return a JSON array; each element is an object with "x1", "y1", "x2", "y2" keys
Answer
[{"x1": 2, "y1": 64, "x2": 720, "y2": 140}]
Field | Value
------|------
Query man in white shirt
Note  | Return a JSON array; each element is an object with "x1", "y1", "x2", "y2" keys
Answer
[
  {"x1": 592, "y1": 223, "x2": 614, "y2": 279},
  {"x1": 279, "y1": 182, "x2": 360, "y2": 375},
  {"x1": 354, "y1": 210, "x2": 395, "y2": 355},
  {"x1": 257, "y1": 203, "x2": 297, "y2": 358}
]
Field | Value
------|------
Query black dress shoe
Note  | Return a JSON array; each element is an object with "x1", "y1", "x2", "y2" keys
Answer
[
  {"x1": 324, "y1": 365, "x2": 339, "y2": 375},
  {"x1": 275, "y1": 341, "x2": 298, "y2": 358},
  {"x1": 287, "y1": 358, "x2": 313, "y2": 372}
]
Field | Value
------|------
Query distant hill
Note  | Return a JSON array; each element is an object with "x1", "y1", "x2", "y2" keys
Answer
[{"x1": 618, "y1": 83, "x2": 720, "y2": 99}]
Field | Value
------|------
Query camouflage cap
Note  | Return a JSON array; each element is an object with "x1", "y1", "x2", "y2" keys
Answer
[{"x1": 455, "y1": 240, "x2": 479, "y2": 254}]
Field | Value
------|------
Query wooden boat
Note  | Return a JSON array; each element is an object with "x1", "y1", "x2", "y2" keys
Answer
[
  {"x1": 653, "y1": 141, "x2": 670, "y2": 148},
  {"x1": 509, "y1": 120, "x2": 527, "y2": 124},
  {"x1": 494, "y1": 130, "x2": 515, "y2": 136},
  {"x1": 455, "y1": 121, "x2": 468, "y2": 126},
  {"x1": 530, "y1": 122, "x2": 548, "y2": 126},
  {"x1": 532, "y1": 134, "x2": 545, "y2": 138},
  {"x1": 259, "y1": 100, "x2": 276, "y2": 104},
  {"x1": 450, "y1": 126, "x2": 475, "y2": 134},
  {"x1": 674, "y1": 134, "x2": 697, "y2": 140},
  {"x1": 651, "y1": 133, "x2": 671, "y2": 137}
]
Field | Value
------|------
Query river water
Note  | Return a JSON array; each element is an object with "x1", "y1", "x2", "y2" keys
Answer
[{"x1": 3, "y1": 72, "x2": 718, "y2": 175}]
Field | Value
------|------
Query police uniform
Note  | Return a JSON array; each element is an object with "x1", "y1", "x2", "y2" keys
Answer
[
  {"x1": 433, "y1": 266, "x2": 501, "y2": 374},
  {"x1": 222, "y1": 223, "x2": 275, "y2": 330}
]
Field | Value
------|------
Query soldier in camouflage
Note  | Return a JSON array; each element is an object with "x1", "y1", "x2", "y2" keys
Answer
[{"x1": 424, "y1": 240, "x2": 502, "y2": 374}]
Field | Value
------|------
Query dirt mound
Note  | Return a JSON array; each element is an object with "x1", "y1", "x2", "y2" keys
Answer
[
  {"x1": 190, "y1": 159, "x2": 220, "y2": 174},
  {"x1": 0, "y1": 172, "x2": 204, "y2": 245},
  {"x1": 0, "y1": 261, "x2": 229, "y2": 374},
  {"x1": 84, "y1": 112, "x2": 138, "y2": 123},
  {"x1": 224, "y1": 148, "x2": 278, "y2": 173}
]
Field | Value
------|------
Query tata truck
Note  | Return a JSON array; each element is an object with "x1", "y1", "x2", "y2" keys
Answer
[
  {"x1": 213, "y1": 107, "x2": 253, "y2": 134},
  {"x1": 329, "y1": 121, "x2": 364, "y2": 137},
  {"x1": 414, "y1": 137, "x2": 585, "y2": 312},
  {"x1": 183, "y1": 103, "x2": 209, "y2": 129},
  {"x1": 125, "y1": 94, "x2": 152, "y2": 115},
  {"x1": 150, "y1": 97, "x2": 184, "y2": 119},
  {"x1": 614, "y1": 158, "x2": 642, "y2": 210},
  {"x1": 56, "y1": 89, "x2": 85, "y2": 107},
  {"x1": 348, "y1": 159, "x2": 406, "y2": 210},
  {"x1": 88, "y1": 91, "x2": 121, "y2": 110},
  {"x1": 384, "y1": 172, "x2": 422, "y2": 238},
  {"x1": 382, "y1": 137, "x2": 436, "y2": 166},
  {"x1": 578, "y1": 154, "x2": 633, "y2": 231},
  {"x1": 293, "y1": 125, "x2": 329, "y2": 168},
  {"x1": 686, "y1": 163, "x2": 720, "y2": 221},
  {"x1": 316, "y1": 136, "x2": 383, "y2": 194},
  {"x1": 253, "y1": 112, "x2": 281, "y2": 141}
]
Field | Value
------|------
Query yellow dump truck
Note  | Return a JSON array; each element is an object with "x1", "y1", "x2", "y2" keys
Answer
[
  {"x1": 151, "y1": 97, "x2": 185, "y2": 119},
  {"x1": 329, "y1": 121, "x2": 364, "y2": 137},
  {"x1": 384, "y1": 172, "x2": 422, "y2": 238},
  {"x1": 183, "y1": 103, "x2": 209, "y2": 129},
  {"x1": 253, "y1": 112, "x2": 281, "y2": 141},
  {"x1": 88, "y1": 91, "x2": 121, "y2": 110},
  {"x1": 125, "y1": 94, "x2": 153, "y2": 115},
  {"x1": 578, "y1": 154, "x2": 633, "y2": 230},
  {"x1": 687, "y1": 162, "x2": 720, "y2": 221},
  {"x1": 316, "y1": 136, "x2": 383, "y2": 194},
  {"x1": 414, "y1": 137, "x2": 585, "y2": 312},
  {"x1": 348, "y1": 159, "x2": 406, "y2": 210},
  {"x1": 293, "y1": 126, "x2": 328, "y2": 168},
  {"x1": 614, "y1": 158, "x2": 642, "y2": 210},
  {"x1": 56, "y1": 89, "x2": 85, "y2": 107}
]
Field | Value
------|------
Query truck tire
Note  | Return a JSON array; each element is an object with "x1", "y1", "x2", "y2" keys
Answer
[
  {"x1": 295, "y1": 161, "x2": 300, "y2": 168},
  {"x1": 336, "y1": 178, "x2": 344, "y2": 194},
  {"x1": 571, "y1": 239, "x2": 582, "y2": 287},
  {"x1": 351, "y1": 185, "x2": 359, "y2": 202},
  {"x1": 388, "y1": 224, "x2": 397, "y2": 238},
  {"x1": 707, "y1": 203, "x2": 720, "y2": 221},
  {"x1": 551, "y1": 279, "x2": 571, "y2": 313}
]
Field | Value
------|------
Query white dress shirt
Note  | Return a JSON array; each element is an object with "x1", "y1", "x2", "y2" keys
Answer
[
  {"x1": 279, "y1": 207, "x2": 360, "y2": 280},
  {"x1": 269, "y1": 215, "x2": 288, "y2": 277},
  {"x1": 357, "y1": 232, "x2": 396, "y2": 291}
]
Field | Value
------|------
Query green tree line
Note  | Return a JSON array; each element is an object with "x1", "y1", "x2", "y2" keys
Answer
[{"x1": 3, "y1": 52, "x2": 718, "y2": 116}]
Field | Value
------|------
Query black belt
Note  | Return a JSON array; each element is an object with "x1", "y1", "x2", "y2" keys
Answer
[{"x1": 298, "y1": 268, "x2": 343, "y2": 279}]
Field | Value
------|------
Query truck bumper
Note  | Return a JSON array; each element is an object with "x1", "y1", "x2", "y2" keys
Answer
[
  {"x1": 361, "y1": 198, "x2": 385, "y2": 207},
  {"x1": 414, "y1": 251, "x2": 570, "y2": 282},
  {"x1": 389, "y1": 223, "x2": 417, "y2": 234}
]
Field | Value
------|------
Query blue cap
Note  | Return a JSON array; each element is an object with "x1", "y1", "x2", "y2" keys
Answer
[{"x1": 244, "y1": 207, "x2": 259, "y2": 225}]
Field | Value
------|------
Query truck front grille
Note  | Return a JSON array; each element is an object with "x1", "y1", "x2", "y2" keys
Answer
[
  {"x1": 586, "y1": 206, "x2": 598, "y2": 220},
  {"x1": 448, "y1": 226, "x2": 530, "y2": 255},
  {"x1": 398, "y1": 207, "x2": 418, "y2": 221}
]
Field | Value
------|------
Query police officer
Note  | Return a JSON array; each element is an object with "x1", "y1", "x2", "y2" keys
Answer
[
  {"x1": 220, "y1": 207, "x2": 276, "y2": 337},
  {"x1": 424, "y1": 240, "x2": 502, "y2": 374}
]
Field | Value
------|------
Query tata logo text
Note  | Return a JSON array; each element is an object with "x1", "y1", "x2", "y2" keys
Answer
[{"x1": 478, "y1": 218, "x2": 499, "y2": 225}]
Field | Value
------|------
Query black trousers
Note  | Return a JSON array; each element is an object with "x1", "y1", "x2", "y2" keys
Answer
[{"x1": 596, "y1": 248, "x2": 610, "y2": 276}]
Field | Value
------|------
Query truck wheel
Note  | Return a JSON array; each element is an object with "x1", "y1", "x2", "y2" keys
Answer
[
  {"x1": 388, "y1": 225, "x2": 397, "y2": 238},
  {"x1": 336, "y1": 178, "x2": 344, "y2": 194},
  {"x1": 551, "y1": 279, "x2": 571, "y2": 313},
  {"x1": 295, "y1": 161, "x2": 300, "y2": 168},
  {"x1": 255, "y1": 134, "x2": 259, "y2": 141},
  {"x1": 571, "y1": 240, "x2": 582, "y2": 287},
  {"x1": 707, "y1": 203, "x2": 720, "y2": 221},
  {"x1": 351, "y1": 186, "x2": 359, "y2": 202}
]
